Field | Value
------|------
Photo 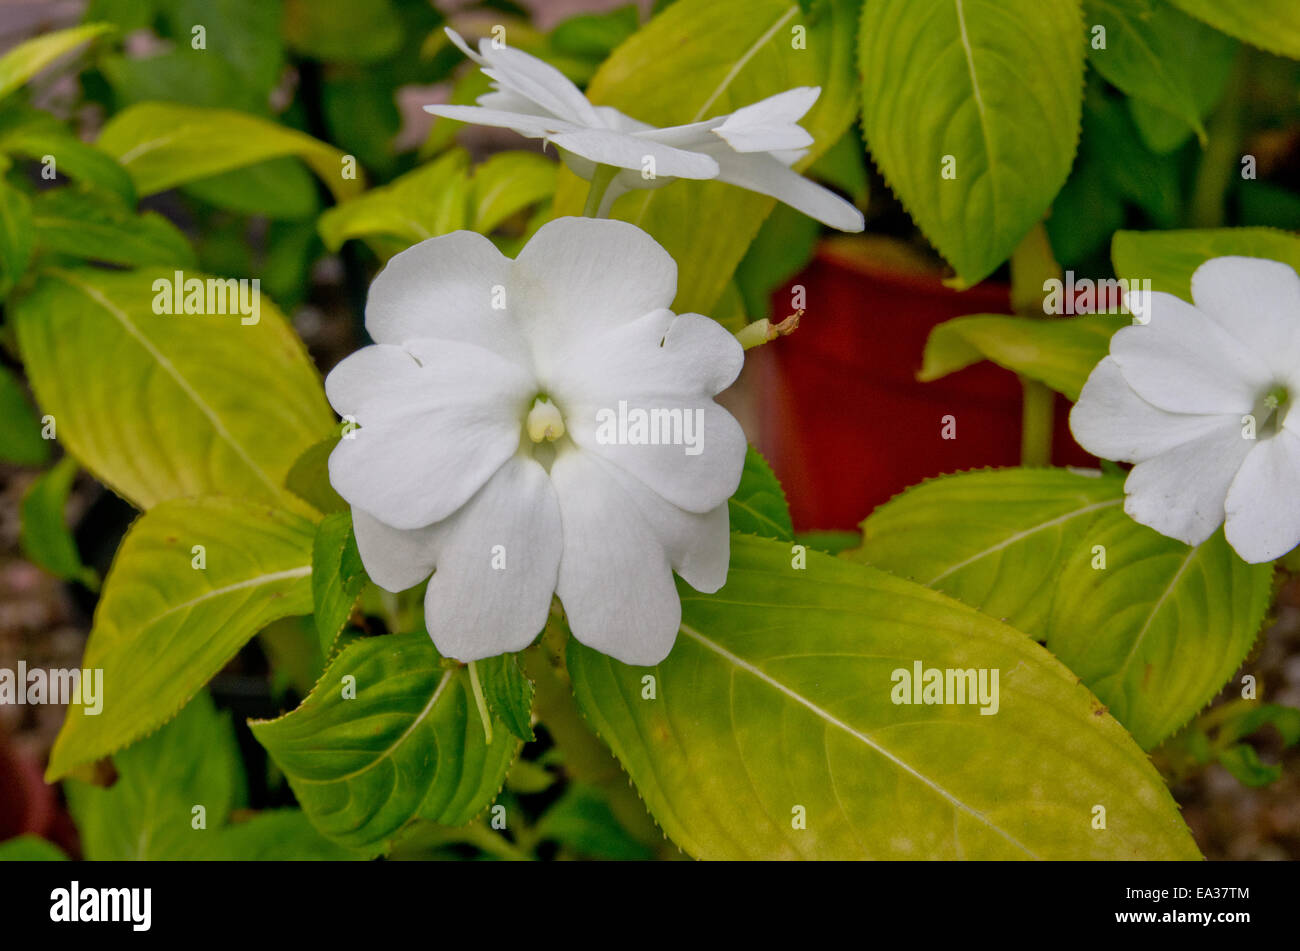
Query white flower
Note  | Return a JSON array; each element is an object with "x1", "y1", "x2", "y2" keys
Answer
[
  {"x1": 1071, "y1": 256, "x2": 1300, "y2": 563},
  {"x1": 423, "y1": 28, "x2": 864, "y2": 233},
  {"x1": 325, "y1": 217, "x2": 746, "y2": 665}
]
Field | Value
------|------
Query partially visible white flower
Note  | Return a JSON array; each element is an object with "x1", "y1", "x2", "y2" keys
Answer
[
  {"x1": 1070, "y1": 256, "x2": 1300, "y2": 563},
  {"x1": 325, "y1": 217, "x2": 746, "y2": 665},
  {"x1": 423, "y1": 28, "x2": 864, "y2": 232}
]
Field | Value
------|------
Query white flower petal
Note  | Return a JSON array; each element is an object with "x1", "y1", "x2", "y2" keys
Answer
[
  {"x1": 422, "y1": 103, "x2": 578, "y2": 139},
  {"x1": 1224, "y1": 429, "x2": 1300, "y2": 563},
  {"x1": 476, "y1": 46, "x2": 603, "y2": 127},
  {"x1": 712, "y1": 87, "x2": 819, "y2": 152},
  {"x1": 550, "y1": 128, "x2": 720, "y2": 180},
  {"x1": 565, "y1": 395, "x2": 746, "y2": 514},
  {"x1": 510, "y1": 217, "x2": 677, "y2": 370},
  {"x1": 709, "y1": 148, "x2": 864, "y2": 232},
  {"x1": 550, "y1": 310, "x2": 743, "y2": 407},
  {"x1": 1070, "y1": 356, "x2": 1236, "y2": 463},
  {"x1": 326, "y1": 340, "x2": 533, "y2": 530},
  {"x1": 1122, "y1": 416, "x2": 1252, "y2": 546},
  {"x1": 424, "y1": 455, "x2": 562, "y2": 661},
  {"x1": 364, "y1": 231, "x2": 530, "y2": 367},
  {"x1": 351, "y1": 507, "x2": 441, "y2": 593},
  {"x1": 1190, "y1": 256, "x2": 1300, "y2": 386},
  {"x1": 1109, "y1": 291, "x2": 1273, "y2": 414},
  {"x1": 550, "y1": 448, "x2": 682, "y2": 665}
]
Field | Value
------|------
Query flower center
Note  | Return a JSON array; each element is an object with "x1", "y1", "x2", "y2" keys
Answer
[
  {"x1": 1253, "y1": 384, "x2": 1290, "y2": 435},
  {"x1": 525, "y1": 396, "x2": 566, "y2": 443}
]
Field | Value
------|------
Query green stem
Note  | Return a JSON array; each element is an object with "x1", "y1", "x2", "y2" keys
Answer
[
  {"x1": 1189, "y1": 54, "x2": 1245, "y2": 229},
  {"x1": 467, "y1": 660, "x2": 493, "y2": 745},
  {"x1": 582, "y1": 164, "x2": 619, "y2": 218},
  {"x1": 1009, "y1": 222, "x2": 1061, "y2": 467}
]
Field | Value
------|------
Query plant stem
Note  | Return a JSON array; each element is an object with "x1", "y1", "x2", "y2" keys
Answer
[
  {"x1": 467, "y1": 660, "x2": 493, "y2": 745},
  {"x1": 1009, "y1": 222, "x2": 1061, "y2": 467},
  {"x1": 582, "y1": 164, "x2": 619, "y2": 218},
  {"x1": 1189, "y1": 54, "x2": 1245, "y2": 229}
]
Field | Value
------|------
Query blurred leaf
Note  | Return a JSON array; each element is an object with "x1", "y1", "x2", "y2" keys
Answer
[
  {"x1": 728, "y1": 446, "x2": 793, "y2": 541},
  {"x1": 82, "y1": 0, "x2": 159, "y2": 32},
  {"x1": 1081, "y1": 83, "x2": 1181, "y2": 227},
  {"x1": 860, "y1": 0, "x2": 1083, "y2": 285},
  {"x1": 189, "y1": 809, "x2": 365, "y2": 860},
  {"x1": 160, "y1": 0, "x2": 285, "y2": 102},
  {"x1": 322, "y1": 75, "x2": 402, "y2": 179},
  {"x1": 0, "y1": 107, "x2": 135, "y2": 203},
  {"x1": 1112, "y1": 227, "x2": 1300, "y2": 300},
  {"x1": 477, "y1": 653, "x2": 535, "y2": 742},
  {"x1": 47, "y1": 498, "x2": 315, "y2": 781},
  {"x1": 734, "y1": 202, "x2": 819, "y2": 320},
  {"x1": 0, "y1": 176, "x2": 32, "y2": 299},
  {"x1": 284, "y1": 0, "x2": 403, "y2": 63},
  {"x1": 1215, "y1": 743, "x2": 1281, "y2": 786},
  {"x1": 568, "y1": 534, "x2": 1200, "y2": 858},
  {"x1": 311, "y1": 512, "x2": 365, "y2": 656},
  {"x1": 1164, "y1": 0, "x2": 1300, "y2": 60},
  {"x1": 850, "y1": 468, "x2": 1273, "y2": 749},
  {"x1": 181, "y1": 157, "x2": 319, "y2": 218},
  {"x1": 471, "y1": 151, "x2": 557, "y2": 235},
  {"x1": 97, "y1": 102, "x2": 363, "y2": 202},
  {"x1": 0, "y1": 835, "x2": 68, "y2": 861},
  {"x1": 20, "y1": 455, "x2": 98, "y2": 590},
  {"x1": 318, "y1": 149, "x2": 469, "y2": 254},
  {"x1": 920, "y1": 312, "x2": 1126, "y2": 401},
  {"x1": 0, "y1": 23, "x2": 114, "y2": 103},
  {"x1": 31, "y1": 187, "x2": 196, "y2": 268},
  {"x1": 0, "y1": 363, "x2": 50, "y2": 465},
  {"x1": 1047, "y1": 159, "x2": 1125, "y2": 266},
  {"x1": 65, "y1": 691, "x2": 245, "y2": 860},
  {"x1": 807, "y1": 128, "x2": 868, "y2": 205},
  {"x1": 535, "y1": 783, "x2": 653, "y2": 860},
  {"x1": 259, "y1": 217, "x2": 322, "y2": 311},
  {"x1": 13, "y1": 267, "x2": 334, "y2": 511},
  {"x1": 251, "y1": 632, "x2": 520, "y2": 852},
  {"x1": 550, "y1": 5, "x2": 640, "y2": 59},
  {"x1": 553, "y1": 0, "x2": 861, "y2": 316},
  {"x1": 1084, "y1": 0, "x2": 1238, "y2": 149},
  {"x1": 286, "y1": 433, "x2": 348, "y2": 515}
]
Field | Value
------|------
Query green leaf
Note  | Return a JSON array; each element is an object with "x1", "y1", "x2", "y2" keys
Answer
[
  {"x1": 728, "y1": 446, "x2": 793, "y2": 540},
  {"x1": 47, "y1": 498, "x2": 315, "y2": 780},
  {"x1": 734, "y1": 202, "x2": 820, "y2": 321},
  {"x1": 859, "y1": 0, "x2": 1085, "y2": 285},
  {"x1": 317, "y1": 149, "x2": 469, "y2": 255},
  {"x1": 13, "y1": 266, "x2": 334, "y2": 511},
  {"x1": 1084, "y1": 0, "x2": 1238, "y2": 148},
  {"x1": 31, "y1": 187, "x2": 196, "y2": 269},
  {"x1": 471, "y1": 151, "x2": 558, "y2": 235},
  {"x1": 20, "y1": 455, "x2": 98, "y2": 590},
  {"x1": 0, "y1": 176, "x2": 33, "y2": 298},
  {"x1": 311, "y1": 512, "x2": 365, "y2": 656},
  {"x1": 1080, "y1": 82, "x2": 1181, "y2": 227},
  {"x1": 1164, "y1": 0, "x2": 1300, "y2": 59},
  {"x1": 568, "y1": 533, "x2": 1199, "y2": 858},
  {"x1": 1215, "y1": 743, "x2": 1280, "y2": 787},
  {"x1": 285, "y1": 432, "x2": 347, "y2": 515},
  {"x1": 0, "y1": 363, "x2": 50, "y2": 465},
  {"x1": 535, "y1": 783, "x2": 653, "y2": 860},
  {"x1": 1112, "y1": 228, "x2": 1300, "y2": 301},
  {"x1": 96, "y1": 102, "x2": 363, "y2": 202},
  {"x1": 65, "y1": 691, "x2": 245, "y2": 860},
  {"x1": 550, "y1": 5, "x2": 641, "y2": 59},
  {"x1": 920, "y1": 312, "x2": 1126, "y2": 401},
  {"x1": 251, "y1": 633, "x2": 520, "y2": 852},
  {"x1": 0, "y1": 835, "x2": 68, "y2": 861},
  {"x1": 477, "y1": 653, "x2": 536, "y2": 742},
  {"x1": 190, "y1": 810, "x2": 366, "y2": 860},
  {"x1": 0, "y1": 23, "x2": 113, "y2": 103},
  {"x1": 181, "y1": 158, "x2": 320, "y2": 219},
  {"x1": 283, "y1": 0, "x2": 403, "y2": 63},
  {"x1": 552, "y1": 0, "x2": 861, "y2": 316},
  {"x1": 0, "y1": 107, "x2": 135, "y2": 204},
  {"x1": 851, "y1": 468, "x2": 1273, "y2": 748}
]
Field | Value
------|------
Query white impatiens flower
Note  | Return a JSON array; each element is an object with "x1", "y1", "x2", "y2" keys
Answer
[
  {"x1": 325, "y1": 217, "x2": 746, "y2": 665},
  {"x1": 423, "y1": 28, "x2": 864, "y2": 232},
  {"x1": 1071, "y1": 256, "x2": 1300, "y2": 564}
]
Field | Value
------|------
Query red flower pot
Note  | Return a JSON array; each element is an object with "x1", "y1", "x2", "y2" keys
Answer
[{"x1": 750, "y1": 236, "x2": 1094, "y2": 532}]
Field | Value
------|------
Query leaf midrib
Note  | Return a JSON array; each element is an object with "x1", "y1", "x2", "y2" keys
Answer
[{"x1": 679, "y1": 622, "x2": 1041, "y2": 858}]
